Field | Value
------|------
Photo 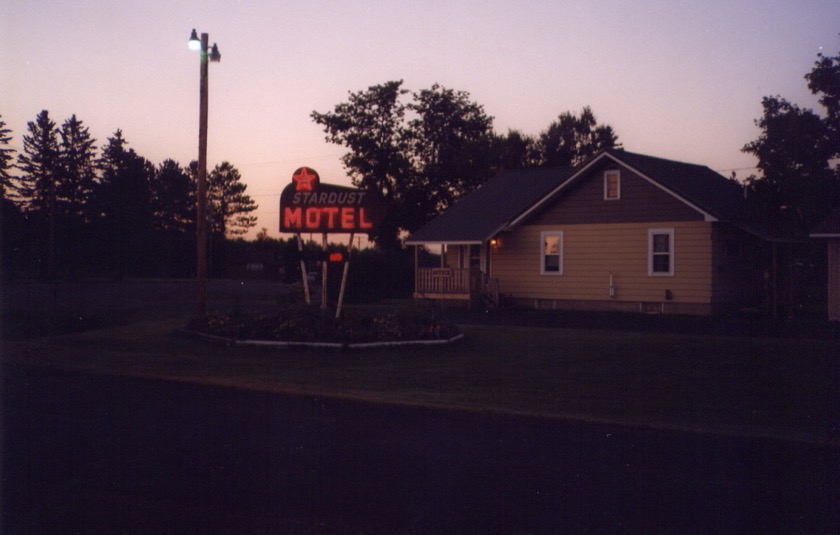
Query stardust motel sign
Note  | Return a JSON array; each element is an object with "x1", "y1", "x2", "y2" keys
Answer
[{"x1": 279, "y1": 167, "x2": 381, "y2": 233}]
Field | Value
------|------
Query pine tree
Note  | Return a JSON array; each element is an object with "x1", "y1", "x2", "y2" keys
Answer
[
  {"x1": 151, "y1": 159, "x2": 195, "y2": 233},
  {"x1": 14, "y1": 110, "x2": 59, "y2": 213},
  {"x1": 94, "y1": 130, "x2": 156, "y2": 277},
  {"x1": 14, "y1": 111, "x2": 60, "y2": 277},
  {"x1": 57, "y1": 114, "x2": 98, "y2": 222},
  {"x1": 0, "y1": 115, "x2": 15, "y2": 203},
  {"x1": 207, "y1": 161, "x2": 257, "y2": 237}
]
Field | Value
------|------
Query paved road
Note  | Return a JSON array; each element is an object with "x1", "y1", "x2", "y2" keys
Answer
[{"x1": 3, "y1": 365, "x2": 838, "y2": 534}]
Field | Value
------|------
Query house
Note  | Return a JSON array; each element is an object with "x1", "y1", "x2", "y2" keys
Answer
[
  {"x1": 810, "y1": 210, "x2": 840, "y2": 322},
  {"x1": 406, "y1": 149, "x2": 773, "y2": 315}
]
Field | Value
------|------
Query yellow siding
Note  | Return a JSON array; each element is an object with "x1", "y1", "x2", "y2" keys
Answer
[{"x1": 492, "y1": 222, "x2": 714, "y2": 304}]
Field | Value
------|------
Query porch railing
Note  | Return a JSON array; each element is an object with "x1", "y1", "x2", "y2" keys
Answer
[
  {"x1": 416, "y1": 267, "x2": 472, "y2": 296},
  {"x1": 415, "y1": 268, "x2": 500, "y2": 308}
]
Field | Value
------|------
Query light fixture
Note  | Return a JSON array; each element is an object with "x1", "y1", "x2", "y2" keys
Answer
[
  {"x1": 208, "y1": 43, "x2": 221, "y2": 62},
  {"x1": 188, "y1": 29, "x2": 201, "y2": 51}
]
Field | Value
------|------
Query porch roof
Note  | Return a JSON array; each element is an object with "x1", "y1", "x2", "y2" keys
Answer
[{"x1": 405, "y1": 166, "x2": 574, "y2": 245}]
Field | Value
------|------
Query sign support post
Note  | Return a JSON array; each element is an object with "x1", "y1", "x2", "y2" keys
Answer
[
  {"x1": 335, "y1": 232, "x2": 354, "y2": 319},
  {"x1": 321, "y1": 234, "x2": 328, "y2": 310},
  {"x1": 280, "y1": 167, "x2": 381, "y2": 317},
  {"x1": 296, "y1": 233, "x2": 310, "y2": 305}
]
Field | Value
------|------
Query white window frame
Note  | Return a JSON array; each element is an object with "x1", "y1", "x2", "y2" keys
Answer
[
  {"x1": 540, "y1": 231, "x2": 564, "y2": 275},
  {"x1": 648, "y1": 228, "x2": 674, "y2": 276},
  {"x1": 604, "y1": 170, "x2": 621, "y2": 200}
]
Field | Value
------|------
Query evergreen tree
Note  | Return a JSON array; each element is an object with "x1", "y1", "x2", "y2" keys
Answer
[
  {"x1": 0, "y1": 115, "x2": 14, "y2": 202},
  {"x1": 0, "y1": 115, "x2": 23, "y2": 278},
  {"x1": 14, "y1": 110, "x2": 60, "y2": 277},
  {"x1": 57, "y1": 114, "x2": 98, "y2": 221},
  {"x1": 14, "y1": 110, "x2": 59, "y2": 213},
  {"x1": 207, "y1": 161, "x2": 257, "y2": 237},
  {"x1": 94, "y1": 130, "x2": 156, "y2": 277},
  {"x1": 151, "y1": 159, "x2": 194, "y2": 233}
]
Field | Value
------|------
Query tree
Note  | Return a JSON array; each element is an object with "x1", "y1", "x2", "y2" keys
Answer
[
  {"x1": 405, "y1": 83, "x2": 495, "y2": 230},
  {"x1": 743, "y1": 47, "x2": 840, "y2": 235},
  {"x1": 151, "y1": 159, "x2": 194, "y2": 233},
  {"x1": 312, "y1": 81, "x2": 499, "y2": 247},
  {"x1": 314, "y1": 82, "x2": 621, "y2": 247},
  {"x1": 57, "y1": 114, "x2": 98, "y2": 221},
  {"x1": 489, "y1": 129, "x2": 541, "y2": 171},
  {"x1": 94, "y1": 130, "x2": 156, "y2": 277},
  {"x1": 311, "y1": 80, "x2": 413, "y2": 248},
  {"x1": 805, "y1": 48, "x2": 840, "y2": 141},
  {"x1": 207, "y1": 161, "x2": 257, "y2": 237},
  {"x1": 0, "y1": 115, "x2": 14, "y2": 203},
  {"x1": 0, "y1": 115, "x2": 23, "y2": 278},
  {"x1": 537, "y1": 106, "x2": 620, "y2": 167},
  {"x1": 14, "y1": 110, "x2": 60, "y2": 277},
  {"x1": 13, "y1": 110, "x2": 59, "y2": 213}
]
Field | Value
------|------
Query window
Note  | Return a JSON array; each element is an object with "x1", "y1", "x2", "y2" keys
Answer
[
  {"x1": 469, "y1": 244, "x2": 482, "y2": 269},
  {"x1": 604, "y1": 170, "x2": 620, "y2": 200},
  {"x1": 541, "y1": 231, "x2": 563, "y2": 275},
  {"x1": 649, "y1": 229, "x2": 674, "y2": 276}
]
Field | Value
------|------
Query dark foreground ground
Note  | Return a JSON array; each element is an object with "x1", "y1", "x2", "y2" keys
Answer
[{"x1": 3, "y1": 364, "x2": 838, "y2": 534}]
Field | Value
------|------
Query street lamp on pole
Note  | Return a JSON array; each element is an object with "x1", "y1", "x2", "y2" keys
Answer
[{"x1": 188, "y1": 29, "x2": 220, "y2": 318}]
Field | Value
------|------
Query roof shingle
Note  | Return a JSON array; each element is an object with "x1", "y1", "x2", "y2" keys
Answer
[{"x1": 406, "y1": 149, "x2": 753, "y2": 245}]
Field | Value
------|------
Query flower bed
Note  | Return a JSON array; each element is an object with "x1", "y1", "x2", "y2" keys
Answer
[{"x1": 186, "y1": 305, "x2": 461, "y2": 347}]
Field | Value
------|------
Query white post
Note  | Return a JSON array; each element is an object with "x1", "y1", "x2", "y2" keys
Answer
[
  {"x1": 296, "y1": 234, "x2": 310, "y2": 305},
  {"x1": 335, "y1": 232, "x2": 354, "y2": 319},
  {"x1": 321, "y1": 234, "x2": 328, "y2": 310}
]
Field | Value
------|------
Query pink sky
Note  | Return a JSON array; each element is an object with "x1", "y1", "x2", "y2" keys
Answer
[{"x1": 2, "y1": 0, "x2": 838, "y2": 239}]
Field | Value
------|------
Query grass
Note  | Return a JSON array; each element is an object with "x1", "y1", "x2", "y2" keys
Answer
[{"x1": 2, "y1": 312, "x2": 838, "y2": 445}]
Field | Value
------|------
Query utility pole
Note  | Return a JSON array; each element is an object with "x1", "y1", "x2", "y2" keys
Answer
[{"x1": 189, "y1": 29, "x2": 221, "y2": 318}]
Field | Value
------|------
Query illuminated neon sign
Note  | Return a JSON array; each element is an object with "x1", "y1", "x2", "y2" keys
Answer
[{"x1": 279, "y1": 167, "x2": 380, "y2": 233}]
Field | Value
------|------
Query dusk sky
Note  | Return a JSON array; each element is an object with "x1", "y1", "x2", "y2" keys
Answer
[{"x1": 3, "y1": 1, "x2": 838, "y2": 239}]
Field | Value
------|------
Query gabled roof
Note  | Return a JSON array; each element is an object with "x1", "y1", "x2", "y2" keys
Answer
[
  {"x1": 405, "y1": 166, "x2": 574, "y2": 244},
  {"x1": 604, "y1": 149, "x2": 744, "y2": 221},
  {"x1": 406, "y1": 149, "x2": 751, "y2": 245}
]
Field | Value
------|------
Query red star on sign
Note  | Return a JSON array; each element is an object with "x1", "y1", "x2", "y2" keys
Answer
[{"x1": 293, "y1": 167, "x2": 317, "y2": 191}]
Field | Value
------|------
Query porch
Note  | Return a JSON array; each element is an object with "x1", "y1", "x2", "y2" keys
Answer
[{"x1": 414, "y1": 267, "x2": 500, "y2": 309}]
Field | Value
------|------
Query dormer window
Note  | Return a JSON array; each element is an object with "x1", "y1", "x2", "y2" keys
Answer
[{"x1": 604, "y1": 170, "x2": 620, "y2": 200}]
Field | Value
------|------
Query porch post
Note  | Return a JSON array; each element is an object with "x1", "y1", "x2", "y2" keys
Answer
[{"x1": 414, "y1": 245, "x2": 419, "y2": 297}]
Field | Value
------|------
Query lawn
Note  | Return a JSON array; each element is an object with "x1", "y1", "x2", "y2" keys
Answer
[{"x1": 2, "y1": 313, "x2": 837, "y2": 445}]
